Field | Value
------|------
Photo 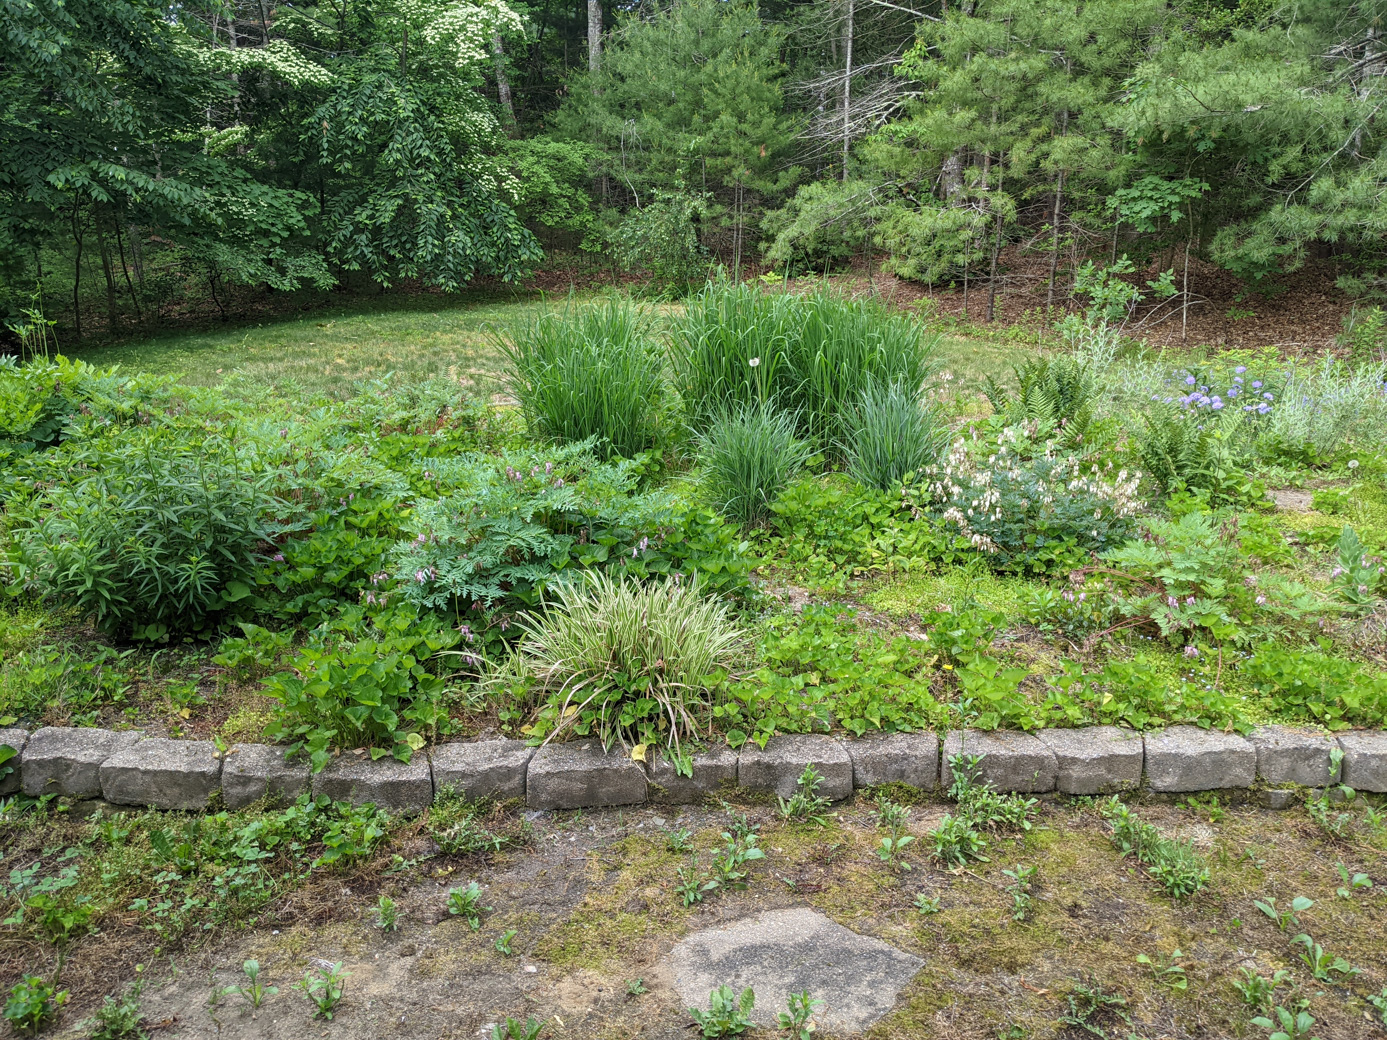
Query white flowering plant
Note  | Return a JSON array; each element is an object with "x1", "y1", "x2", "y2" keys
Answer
[{"x1": 902, "y1": 424, "x2": 1144, "y2": 575}]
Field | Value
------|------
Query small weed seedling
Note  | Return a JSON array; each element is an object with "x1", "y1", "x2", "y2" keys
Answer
[
  {"x1": 875, "y1": 794, "x2": 915, "y2": 871},
  {"x1": 1333, "y1": 862, "x2": 1371, "y2": 899},
  {"x1": 1136, "y1": 949, "x2": 1188, "y2": 991},
  {"x1": 1251, "y1": 1005, "x2": 1322, "y2": 1040},
  {"x1": 88, "y1": 985, "x2": 146, "y2": 1040},
  {"x1": 494, "y1": 929, "x2": 517, "y2": 956},
  {"x1": 913, "y1": 892, "x2": 942, "y2": 915},
  {"x1": 689, "y1": 985, "x2": 756, "y2": 1038},
  {"x1": 491, "y1": 1015, "x2": 543, "y2": 1040},
  {"x1": 930, "y1": 814, "x2": 989, "y2": 866},
  {"x1": 374, "y1": 895, "x2": 399, "y2": 931},
  {"x1": 1367, "y1": 987, "x2": 1387, "y2": 1024},
  {"x1": 1254, "y1": 896, "x2": 1313, "y2": 932},
  {"x1": 1104, "y1": 799, "x2": 1208, "y2": 899},
  {"x1": 1291, "y1": 934, "x2": 1359, "y2": 982},
  {"x1": 1059, "y1": 981, "x2": 1131, "y2": 1036},
  {"x1": 447, "y1": 882, "x2": 492, "y2": 930},
  {"x1": 1002, "y1": 864, "x2": 1037, "y2": 921},
  {"x1": 294, "y1": 962, "x2": 348, "y2": 1020},
  {"x1": 1306, "y1": 793, "x2": 1355, "y2": 840},
  {"x1": 1233, "y1": 968, "x2": 1290, "y2": 1010},
  {"x1": 777, "y1": 990, "x2": 823, "y2": 1039},
  {"x1": 626, "y1": 978, "x2": 648, "y2": 998},
  {"x1": 667, "y1": 827, "x2": 695, "y2": 853},
  {"x1": 1176, "y1": 792, "x2": 1225, "y2": 823},
  {"x1": 778, "y1": 765, "x2": 831, "y2": 825},
  {"x1": 4, "y1": 975, "x2": 68, "y2": 1034},
  {"x1": 222, "y1": 959, "x2": 277, "y2": 1009}
]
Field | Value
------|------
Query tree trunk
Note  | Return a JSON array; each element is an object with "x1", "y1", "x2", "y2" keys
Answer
[
  {"x1": 1046, "y1": 107, "x2": 1069, "y2": 312},
  {"x1": 941, "y1": 151, "x2": 964, "y2": 203},
  {"x1": 841, "y1": 0, "x2": 854, "y2": 182},
  {"x1": 71, "y1": 203, "x2": 84, "y2": 339},
  {"x1": 588, "y1": 0, "x2": 602, "y2": 74},
  {"x1": 492, "y1": 33, "x2": 515, "y2": 123},
  {"x1": 114, "y1": 221, "x2": 142, "y2": 322},
  {"x1": 97, "y1": 223, "x2": 119, "y2": 333}
]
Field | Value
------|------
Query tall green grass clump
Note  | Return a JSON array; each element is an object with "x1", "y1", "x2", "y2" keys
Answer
[
  {"x1": 516, "y1": 574, "x2": 744, "y2": 751},
  {"x1": 695, "y1": 401, "x2": 813, "y2": 526},
  {"x1": 670, "y1": 281, "x2": 937, "y2": 447},
  {"x1": 842, "y1": 381, "x2": 951, "y2": 491},
  {"x1": 499, "y1": 298, "x2": 664, "y2": 459}
]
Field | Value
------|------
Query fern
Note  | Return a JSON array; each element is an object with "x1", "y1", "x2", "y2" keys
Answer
[{"x1": 984, "y1": 356, "x2": 1096, "y2": 443}]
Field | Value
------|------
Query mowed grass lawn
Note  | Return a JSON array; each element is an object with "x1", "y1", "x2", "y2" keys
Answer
[{"x1": 70, "y1": 290, "x2": 1030, "y2": 400}]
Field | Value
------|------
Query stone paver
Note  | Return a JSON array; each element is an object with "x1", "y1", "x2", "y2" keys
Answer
[
  {"x1": 737, "y1": 735, "x2": 853, "y2": 801},
  {"x1": 942, "y1": 730, "x2": 1057, "y2": 793},
  {"x1": 847, "y1": 732, "x2": 939, "y2": 791},
  {"x1": 1037, "y1": 727, "x2": 1143, "y2": 795},
  {"x1": 222, "y1": 744, "x2": 312, "y2": 809},
  {"x1": 666, "y1": 908, "x2": 922, "y2": 1033},
  {"x1": 1337, "y1": 731, "x2": 1387, "y2": 793},
  {"x1": 432, "y1": 740, "x2": 533, "y2": 802},
  {"x1": 312, "y1": 753, "x2": 433, "y2": 812},
  {"x1": 526, "y1": 742, "x2": 648, "y2": 809},
  {"x1": 1250, "y1": 726, "x2": 1337, "y2": 787},
  {"x1": 100, "y1": 739, "x2": 222, "y2": 810},
  {"x1": 1144, "y1": 727, "x2": 1256, "y2": 792},
  {"x1": 0, "y1": 727, "x2": 30, "y2": 797},
  {"x1": 647, "y1": 745, "x2": 739, "y2": 804},
  {"x1": 22, "y1": 727, "x2": 142, "y2": 799}
]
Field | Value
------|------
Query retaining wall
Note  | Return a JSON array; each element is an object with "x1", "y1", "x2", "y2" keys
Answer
[{"x1": 4, "y1": 724, "x2": 1386, "y2": 813}]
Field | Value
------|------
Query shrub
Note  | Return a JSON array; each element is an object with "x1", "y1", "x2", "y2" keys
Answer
[
  {"x1": 694, "y1": 401, "x2": 812, "y2": 526},
  {"x1": 517, "y1": 574, "x2": 744, "y2": 751},
  {"x1": 263, "y1": 606, "x2": 461, "y2": 771},
  {"x1": 15, "y1": 434, "x2": 277, "y2": 639},
  {"x1": 842, "y1": 380, "x2": 950, "y2": 491},
  {"x1": 612, "y1": 189, "x2": 709, "y2": 295},
  {"x1": 498, "y1": 298, "x2": 665, "y2": 459},
  {"x1": 905, "y1": 428, "x2": 1143, "y2": 574},
  {"x1": 392, "y1": 441, "x2": 752, "y2": 615},
  {"x1": 670, "y1": 281, "x2": 937, "y2": 446}
]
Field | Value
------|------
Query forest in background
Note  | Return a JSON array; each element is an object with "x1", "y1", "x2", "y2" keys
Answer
[{"x1": 1, "y1": 0, "x2": 1385, "y2": 344}]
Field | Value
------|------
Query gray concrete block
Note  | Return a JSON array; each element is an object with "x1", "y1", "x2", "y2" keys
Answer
[
  {"x1": 1337, "y1": 731, "x2": 1387, "y2": 793},
  {"x1": 647, "y1": 745, "x2": 739, "y2": 804},
  {"x1": 526, "y1": 742, "x2": 648, "y2": 809},
  {"x1": 222, "y1": 744, "x2": 312, "y2": 809},
  {"x1": 1250, "y1": 726, "x2": 1337, "y2": 787},
  {"x1": 942, "y1": 730, "x2": 1057, "y2": 793},
  {"x1": 1037, "y1": 726, "x2": 1143, "y2": 795},
  {"x1": 431, "y1": 740, "x2": 533, "y2": 803},
  {"x1": 100, "y1": 739, "x2": 222, "y2": 810},
  {"x1": 312, "y1": 753, "x2": 433, "y2": 812},
  {"x1": 1144, "y1": 727, "x2": 1256, "y2": 792},
  {"x1": 737, "y1": 735, "x2": 853, "y2": 801},
  {"x1": 0, "y1": 727, "x2": 30, "y2": 797},
  {"x1": 22, "y1": 727, "x2": 142, "y2": 798},
  {"x1": 846, "y1": 732, "x2": 939, "y2": 791},
  {"x1": 1259, "y1": 789, "x2": 1299, "y2": 810}
]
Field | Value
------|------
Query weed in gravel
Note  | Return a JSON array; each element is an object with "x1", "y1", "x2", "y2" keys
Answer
[
  {"x1": 494, "y1": 928, "x2": 517, "y2": 956},
  {"x1": 492, "y1": 1016, "x2": 544, "y2": 1040},
  {"x1": 778, "y1": 764, "x2": 831, "y2": 824},
  {"x1": 874, "y1": 793, "x2": 915, "y2": 871},
  {"x1": 447, "y1": 882, "x2": 491, "y2": 930},
  {"x1": 1233, "y1": 968, "x2": 1290, "y2": 1011},
  {"x1": 221, "y1": 959, "x2": 277, "y2": 1009},
  {"x1": 689, "y1": 985, "x2": 756, "y2": 1038},
  {"x1": 294, "y1": 961, "x2": 348, "y2": 1020},
  {"x1": 4, "y1": 975, "x2": 69, "y2": 1035},
  {"x1": 777, "y1": 990, "x2": 823, "y2": 1039},
  {"x1": 1290, "y1": 933, "x2": 1359, "y2": 981},
  {"x1": 1254, "y1": 895, "x2": 1314, "y2": 932},
  {"x1": 374, "y1": 894, "x2": 399, "y2": 931},
  {"x1": 1251, "y1": 1005, "x2": 1322, "y2": 1040},
  {"x1": 1103, "y1": 798, "x2": 1208, "y2": 899},
  {"x1": 1136, "y1": 948, "x2": 1188, "y2": 991},
  {"x1": 1002, "y1": 864, "x2": 1037, "y2": 922}
]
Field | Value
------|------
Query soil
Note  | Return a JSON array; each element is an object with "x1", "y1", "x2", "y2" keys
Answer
[{"x1": 18, "y1": 793, "x2": 1387, "y2": 1040}]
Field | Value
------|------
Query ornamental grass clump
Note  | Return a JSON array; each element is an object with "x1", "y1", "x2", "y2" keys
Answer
[
  {"x1": 695, "y1": 401, "x2": 812, "y2": 526},
  {"x1": 671, "y1": 280, "x2": 937, "y2": 447},
  {"x1": 498, "y1": 298, "x2": 665, "y2": 459},
  {"x1": 515, "y1": 574, "x2": 744, "y2": 751},
  {"x1": 842, "y1": 380, "x2": 950, "y2": 491}
]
